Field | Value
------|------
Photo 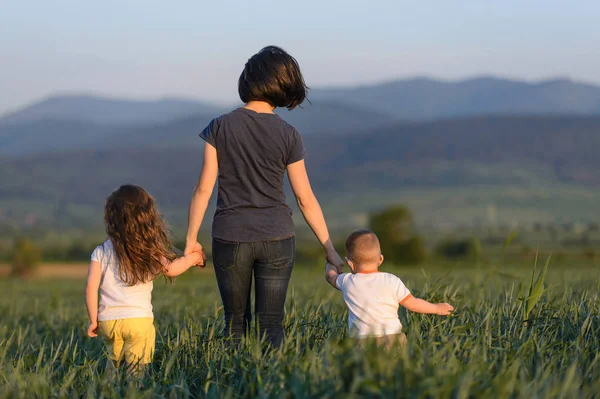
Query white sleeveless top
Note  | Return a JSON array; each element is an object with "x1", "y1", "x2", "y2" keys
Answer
[{"x1": 91, "y1": 240, "x2": 154, "y2": 321}]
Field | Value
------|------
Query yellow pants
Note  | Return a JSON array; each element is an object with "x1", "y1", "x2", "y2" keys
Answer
[{"x1": 98, "y1": 318, "x2": 155, "y2": 365}]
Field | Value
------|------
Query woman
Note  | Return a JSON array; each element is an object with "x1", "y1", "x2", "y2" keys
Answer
[{"x1": 185, "y1": 46, "x2": 344, "y2": 348}]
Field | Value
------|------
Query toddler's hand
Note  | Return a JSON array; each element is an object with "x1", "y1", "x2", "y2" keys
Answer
[
  {"x1": 326, "y1": 262, "x2": 339, "y2": 274},
  {"x1": 435, "y1": 303, "x2": 454, "y2": 316},
  {"x1": 87, "y1": 321, "x2": 98, "y2": 338},
  {"x1": 326, "y1": 251, "x2": 344, "y2": 273}
]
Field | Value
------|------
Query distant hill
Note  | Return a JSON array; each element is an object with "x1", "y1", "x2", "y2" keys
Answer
[
  {"x1": 0, "y1": 95, "x2": 225, "y2": 126},
  {"x1": 106, "y1": 101, "x2": 397, "y2": 149},
  {"x1": 2, "y1": 115, "x2": 600, "y2": 211},
  {"x1": 0, "y1": 119, "x2": 125, "y2": 155},
  {"x1": 4, "y1": 76, "x2": 600, "y2": 156},
  {"x1": 6, "y1": 77, "x2": 600, "y2": 127},
  {"x1": 277, "y1": 100, "x2": 396, "y2": 134},
  {"x1": 4, "y1": 77, "x2": 600, "y2": 229},
  {"x1": 0, "y1": 100, "x2": 398, "y2": 156},
  {"x1": 312, "y1": 77, "x2": 600, "y2": 119},
  {"x1": 303, "y1": 115, "x2": 600, "y2": 189}
]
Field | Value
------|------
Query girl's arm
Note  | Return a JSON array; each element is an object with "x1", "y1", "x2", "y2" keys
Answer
[
  {"x1": 163, "y1": 252, "x2": 204, "y2": 277},
  {"x1": 185, "y1": 143, "x2": 218, "y2": 255},
  {"x1": 85, "y1": 260, "x2": 103, "y2": 337},
  {"x1": 401, "y1": 296, "x2": 454, "y2": 315},
  {"x1": 287, "y1": 160, "x2": 344, "y2": 270}
]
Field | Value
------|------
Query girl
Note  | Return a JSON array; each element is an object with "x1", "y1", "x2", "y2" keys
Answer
[
  {"x1": 185, "y1": 45, "x2": 345, "y2": 348},
  {"x1": 85, "y1": 184, "x2": 204, "y2": 374}
]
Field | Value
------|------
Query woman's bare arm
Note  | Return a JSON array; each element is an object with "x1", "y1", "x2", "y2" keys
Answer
[
  {"x1": 185, "y1": 143, "x2": 218, "y2": 254},
  {"x1": 287, "y1": 160, "x2": 344, "y2": 269}
]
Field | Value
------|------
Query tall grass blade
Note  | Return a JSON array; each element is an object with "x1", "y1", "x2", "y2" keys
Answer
[{"x1": 523, "y1": 253, "x2": 551, "y2": 322}]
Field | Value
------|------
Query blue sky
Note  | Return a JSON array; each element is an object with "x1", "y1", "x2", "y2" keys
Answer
[{"x1": 1, "y1": 0, "x2": 599, "y2": 114}]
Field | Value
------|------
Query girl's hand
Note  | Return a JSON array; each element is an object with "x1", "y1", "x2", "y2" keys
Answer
[
  {"x1": 435, "y1": 303, "x2": 454, "y2": 316},
  {"x1": 185, "y1": 241, "x2": 205, "y2": 267},
  {"x1": 326, "y1": 250, "x2": 344, "y2": 273},
  {"x1": 87, "y1": 321, "x2": 98, "y2": 338},
  {"x1": 187, "y1": 250, "x2": 206, "y2": 268}
]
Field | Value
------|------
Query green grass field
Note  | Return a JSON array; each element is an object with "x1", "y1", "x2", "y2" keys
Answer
[{"x1": 1, "y1": 262, "x2": 599, "y2": 398}]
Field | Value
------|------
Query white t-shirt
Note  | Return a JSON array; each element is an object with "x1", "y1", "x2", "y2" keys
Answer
[
  {"x1": 336, "y1": 272, "x2": 411, "y2": 338},
  {"x1": 91, "y1": 240, "x2": 154, "y2": 321}
]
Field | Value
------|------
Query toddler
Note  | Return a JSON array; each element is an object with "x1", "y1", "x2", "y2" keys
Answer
[{"x1": 326, "y1": 229, "x2": 453, "y2": 346}]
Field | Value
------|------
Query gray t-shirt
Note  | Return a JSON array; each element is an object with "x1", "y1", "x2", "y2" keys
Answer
[{"x1": 200, "y1": 108, "x2": 305, "y2": 242}]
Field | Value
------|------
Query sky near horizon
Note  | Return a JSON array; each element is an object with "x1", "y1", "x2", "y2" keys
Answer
[{"x1": 1, "y1": 0, "x2": 599, "y2": 114}]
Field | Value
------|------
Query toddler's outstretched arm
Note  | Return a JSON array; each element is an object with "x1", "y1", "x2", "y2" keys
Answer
[
  {"x1": 402, "y1": 296, "x2": 454, "y2": 316},
  {"x1": 325, "y1": 262, "x2": 340, "y2": 289}
]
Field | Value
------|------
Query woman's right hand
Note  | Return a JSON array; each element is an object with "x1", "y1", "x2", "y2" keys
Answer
[
  {"x1": 185, "y1": 240, "x2": 202, "y2": 255},
  {"x1": 185, "y1": 241, "x2": 206, "y2": 267}
]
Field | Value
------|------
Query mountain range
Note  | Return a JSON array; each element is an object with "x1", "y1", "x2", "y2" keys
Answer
[
  {"x1": 4, "y1": 76, "x2": 600, "y2": 157},
  {"x1": 4, "y1": 76, "x2": 600, "y2": 128},
  {"x1": 2, "y1": 76, "x2": 600, "y2": 228},
  {"x1": 311, "y1": 77, "x2": 600, "y2": 119},
  {"x1": 0, "y1": 95, "x2": 222, "y2": 126}
]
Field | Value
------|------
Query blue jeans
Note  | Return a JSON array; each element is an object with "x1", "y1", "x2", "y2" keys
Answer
[{"x1": 212, "y1": 237, "x2": 295, "y2": 348}]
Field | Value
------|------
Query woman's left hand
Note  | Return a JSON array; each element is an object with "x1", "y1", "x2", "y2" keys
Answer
[{"x1": 326, "y1": 250, "x2": 345, "y2": 273}]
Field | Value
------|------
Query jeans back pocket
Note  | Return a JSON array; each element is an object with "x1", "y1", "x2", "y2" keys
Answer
[
  {"x1": 264, "y1": 237, "x2": 295, "y2": 269},
  {"x1": 212, "y1": 239, "x2": 240, "y2": 272}
]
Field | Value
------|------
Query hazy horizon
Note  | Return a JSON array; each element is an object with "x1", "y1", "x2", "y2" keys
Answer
[
  {"x1": 3, "y1": 74, "x2": 599, "y2": 118},
  {"x1": 2, "y1": 0, "x2": 600, "y2": 115}
]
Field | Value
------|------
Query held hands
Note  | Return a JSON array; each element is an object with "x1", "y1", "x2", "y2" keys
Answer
[
  {"x1": 324, "y1": 261, "x2": 341, "y2": 288},
  {"x1": 185, "y1": 241, "x2": 207, "y2": 268},
  {"x1": 326, "y1": 250, "x2": 345, "y2": 273},
  {"x1": 325, "y1": 262, "x2": 339, "y2": 275},
  {"x1": 87, "y1": 321, "x2": 98, "y2": 338},
  {"x1": 187, "y1": 249, "x2": 206, "y2": 268},
  {"x1": 435, "y1": 303, "x2": 455, "y2": 316}
]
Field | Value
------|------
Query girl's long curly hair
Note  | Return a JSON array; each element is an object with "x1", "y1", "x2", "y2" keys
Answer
[{"x1": 104, "y1": 184, "x2": 175, "y2": 286}]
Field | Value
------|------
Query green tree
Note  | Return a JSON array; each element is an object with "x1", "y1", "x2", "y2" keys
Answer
[
  {"x1": 398, "y1": 236, "x2": 428, "y2": 264},
  {"x1": 11, "y1": 237, "x2": 42, "y2": 277},
  {"x1": 369, "y1": 205, "x2": 427, "y2": 265},
  {"x1": 66, "y1": 240, "x2": 103, "y2": 261},
  {"x1": 435, "y1": 238, "x2": 481, "y2": 260}
]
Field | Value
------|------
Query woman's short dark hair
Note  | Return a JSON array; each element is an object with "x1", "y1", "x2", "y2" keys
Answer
[{"x1": 238, "y1": 46, "x2": 308, "y2": 110}]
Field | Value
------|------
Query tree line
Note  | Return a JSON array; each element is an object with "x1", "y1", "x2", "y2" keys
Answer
[{"x1": 6, "y1": 204, "x2": 599, "y2": 277}]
